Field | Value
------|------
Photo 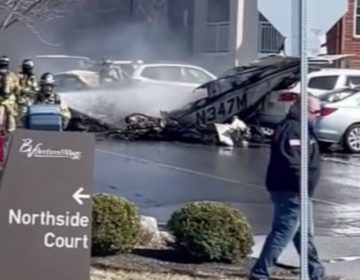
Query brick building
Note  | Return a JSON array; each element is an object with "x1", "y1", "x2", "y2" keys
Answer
[{"x1": 328, "y1": 0, "x2": 360, "y2": 67}]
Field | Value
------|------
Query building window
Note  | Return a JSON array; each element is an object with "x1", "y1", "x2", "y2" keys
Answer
[
  {"x1": 203, "y1": 0, "x2": 230, "y2": 53},
  {"x1": 354, "y1": 0, "x2": 360, "y2": 36},
  {"x1": 207, "y1": 0, "x2": 230, "y2": 23},
  {"x1": 203, "y1": 22, "x2": 229, "y2": 52}
]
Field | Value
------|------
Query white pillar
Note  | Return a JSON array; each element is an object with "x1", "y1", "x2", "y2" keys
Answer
[
  {"x1": 229, "y1": 0, "x2": 259, "y2": 66},
  {"x1": 290, "y1": 0, "x2": 301, "y2": 56}
]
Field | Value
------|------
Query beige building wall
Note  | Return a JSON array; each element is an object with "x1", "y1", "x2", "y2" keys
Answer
[
  {"x1": 0, "y1": 1, "x2": 260, "y2": 74},
  {"x1": 191, "y1": 0, "x2": 259, "y2": 73}
]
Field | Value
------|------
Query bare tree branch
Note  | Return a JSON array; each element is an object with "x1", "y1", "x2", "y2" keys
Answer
[
  {"x1": 23, "y1": 20, "x2": 61, "y2": 46},
  {"x1": 134, "y1": 0, "x2": 166, "y2": 24},
  {"x1": 0, "y1": 0, "x2": 82, "y2": 45}
]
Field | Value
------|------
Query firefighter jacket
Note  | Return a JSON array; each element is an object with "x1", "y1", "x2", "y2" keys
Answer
[
  {"x1": 0, "y1": 71, "x2": 19, "y2": 97},
  {"x1": 33, "y1": 92, "x2": 71, "y2": 121},
  {"x1": 18, "y1": 72, "x2": 39, "y2": 98}
]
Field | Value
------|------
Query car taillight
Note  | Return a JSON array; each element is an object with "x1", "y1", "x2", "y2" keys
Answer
[
  {"x1": 320, "y1": 107, "x2": 337, "y2": 117},
  {"x1": 278, "y1": 92, "x2": 298, "y2": 102}
]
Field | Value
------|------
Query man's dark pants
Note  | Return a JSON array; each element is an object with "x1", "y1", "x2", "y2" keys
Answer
[{"x1": 250, "y1": 191, "x2": 325, "y2": 280}]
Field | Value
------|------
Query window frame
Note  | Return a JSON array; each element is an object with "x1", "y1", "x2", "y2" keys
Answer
[
  {"x1": 354, "y1": 0, "x2": 360, "y2": 37},
  {"x1": 203, "y1": 0, "x2": 230, "y2": 53},
  {"x1": 203, "y1": 22, "x2": 229, "y2": 53}
]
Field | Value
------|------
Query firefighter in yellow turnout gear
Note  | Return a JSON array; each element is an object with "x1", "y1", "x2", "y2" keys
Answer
[
  {"x1": 0, "y1": 56, "x2": 19, "y2": 132},
  {"x1": 18, "y1": 59, "x2": 38, "y2": 101},
  {"x1": 33, "y1": 72, "x2": 71, "y2": 129},
  {"x1": 17, "y1": 59, "x2": 39, "y2": 118}
]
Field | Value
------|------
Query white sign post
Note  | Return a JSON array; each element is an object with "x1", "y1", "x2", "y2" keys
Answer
[{"x1": 299, "y1": 0, "x2": 309, "y2": 280}]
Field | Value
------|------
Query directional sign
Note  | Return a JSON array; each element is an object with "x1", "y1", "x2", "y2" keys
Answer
[
  {"x1": 73, "y1": 187, "x2": 91, "y2": 205},
  {"x1": 0, "y1": 129, "x2": 94, "y2": 280}
]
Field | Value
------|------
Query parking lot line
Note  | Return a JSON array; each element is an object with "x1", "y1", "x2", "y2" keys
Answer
[{"x1": 96, "y1": 148, "x2": 348, "y2": 208}]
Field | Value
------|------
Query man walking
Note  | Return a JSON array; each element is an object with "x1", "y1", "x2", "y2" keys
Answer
[{"x1": 250, "y1": 95, "x2": 335, "y2": 280}]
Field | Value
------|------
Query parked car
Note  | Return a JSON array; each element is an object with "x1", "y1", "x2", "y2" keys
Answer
[
  {"x1": 110, "y1": 60, "x2": 217, "y2": 88},
  {"x1": 297, "y1": 68, "x2": 360, "y2": 96},
  {"x1": 314, "y1": 86, "x2": 360, "y2": 153},
  {"x1": 54, "y1": 61, "x2": 215, "y2": 92},
  {"x1": 258, "y1": 67, "x2": 360, "y2": 130},
  {"x1": 34, "y1": 55, "x2": 96, "y2": 73},
  {"x1": 54, "y1": 70, "x2": 100, "y2": 93}
]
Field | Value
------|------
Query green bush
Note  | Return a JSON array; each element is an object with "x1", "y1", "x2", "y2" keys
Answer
[
  {"x1": 167, "y1": 201, "x2": 254, "y2": 263},
  {"x1": 91, "y1": 193, "x2": 141, "y2": 256}
]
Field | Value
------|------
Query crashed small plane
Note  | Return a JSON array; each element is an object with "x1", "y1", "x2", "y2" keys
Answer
[{"x1": 70, "y1": 54, "x2": 352, "y2": 146}]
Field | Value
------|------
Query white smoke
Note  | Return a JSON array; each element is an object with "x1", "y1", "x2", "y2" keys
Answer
[{"x1": 61, "y1": 84, "x2": 207, "y2": 120}]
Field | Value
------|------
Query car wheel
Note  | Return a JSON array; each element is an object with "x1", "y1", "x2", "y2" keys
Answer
[
  {"x1": 318, "y1": 141, "x2": 332, "y2": 153},
  {"x1": 343, "y1": 124, "x2": 360, "y2": 153}
]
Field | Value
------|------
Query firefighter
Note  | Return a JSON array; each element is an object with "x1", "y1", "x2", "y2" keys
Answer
[
  {"x1": 33, "y1": 72, "x2": 71, "y2": 129},
  {"x1": 98, "y1": 56, "x2": 121, "y2": 84},
  {"x1": 0, "y1": 56, "x2": 19, "y2": 132},
  {"x1": 18, "y1": 59, "x2": 39, "y2": 115},
  {"x1": 18, "y1": 59, "x2": 38, "y2": 99}
]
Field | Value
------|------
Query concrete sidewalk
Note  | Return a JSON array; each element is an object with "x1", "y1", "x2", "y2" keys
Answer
[{"x1": 251, "y1": 236, "x2": 360, "y2": 280}]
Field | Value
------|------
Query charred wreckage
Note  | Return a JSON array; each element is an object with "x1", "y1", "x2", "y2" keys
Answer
[{"x1": 66, "y1": 55, "x2": 321, "y2": 146}]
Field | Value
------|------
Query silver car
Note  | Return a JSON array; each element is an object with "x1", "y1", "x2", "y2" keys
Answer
[{"x1": 314, "y1": 86, "x2": 360, "y2": 153}]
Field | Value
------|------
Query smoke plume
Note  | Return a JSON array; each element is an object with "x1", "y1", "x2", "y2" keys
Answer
[
  {"x1": 58, "y1": 11, "x2": 207, "y2": 119},
  {"x1": 62, "y1": 84, "x2": 207, "y2": 121}
]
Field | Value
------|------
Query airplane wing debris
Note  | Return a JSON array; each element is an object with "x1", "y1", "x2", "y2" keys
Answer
[{"x1": 66, "y1": 55, "x2": 322, "y2": 145}]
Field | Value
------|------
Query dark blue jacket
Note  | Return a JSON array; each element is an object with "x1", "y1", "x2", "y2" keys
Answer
[{"x1": 265, "y1": 112, "x2": 321, "y2": 196}]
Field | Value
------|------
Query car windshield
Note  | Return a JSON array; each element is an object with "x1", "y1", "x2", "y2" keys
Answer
[{"x1": 319, "y1": 88, "x2": 360, "y2": 103}]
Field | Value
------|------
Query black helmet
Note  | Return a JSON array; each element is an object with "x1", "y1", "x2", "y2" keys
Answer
[
  {"x1": 22, "y1": 59, "x2": 34, "y2": 69},
  {"x1": 0, "y1": 56, "x2": 9, "y2": 67},
  {"x1": 39, "y1": 72, "x2": 56, "y2": 86}
]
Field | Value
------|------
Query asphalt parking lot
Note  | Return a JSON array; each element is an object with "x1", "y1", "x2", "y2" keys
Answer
[{"x1": 94, "y1": 141, "x2": 360, "y2": 237}]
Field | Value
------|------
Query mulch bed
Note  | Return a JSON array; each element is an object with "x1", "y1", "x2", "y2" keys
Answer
[{"x1": 91, "y1": 247, "x2": 298, "y2": 279}]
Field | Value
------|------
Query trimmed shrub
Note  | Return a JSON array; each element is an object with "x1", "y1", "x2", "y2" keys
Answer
[
  {"x1": 167, "y1": 201, "x2": 254, "y2": 263},
  {"x1": 92, "y1": 193, "x2": 141, "y2": 256}
]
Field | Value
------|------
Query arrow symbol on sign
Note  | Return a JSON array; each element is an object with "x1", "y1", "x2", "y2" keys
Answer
[{"x1": 73, "y1": 187, "x2": 90, "y2": 205}]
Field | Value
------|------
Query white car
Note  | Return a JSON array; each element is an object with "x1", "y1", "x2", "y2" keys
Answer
[
  {"x1": 110, "y1": 60, "x2": 217, "y2": 88},
  {"x1": 259, "y1": 68, "x2": 360, "y2": 128},
  {"x1": 34, "y1": 55, "x2": 96, "y2": 73},
  {"x1": 53, "y1": 61, "x2": 216, "y2": 92},
  {"x1": 295, "y1": 68, "x2": 360, "y2": 96}
]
